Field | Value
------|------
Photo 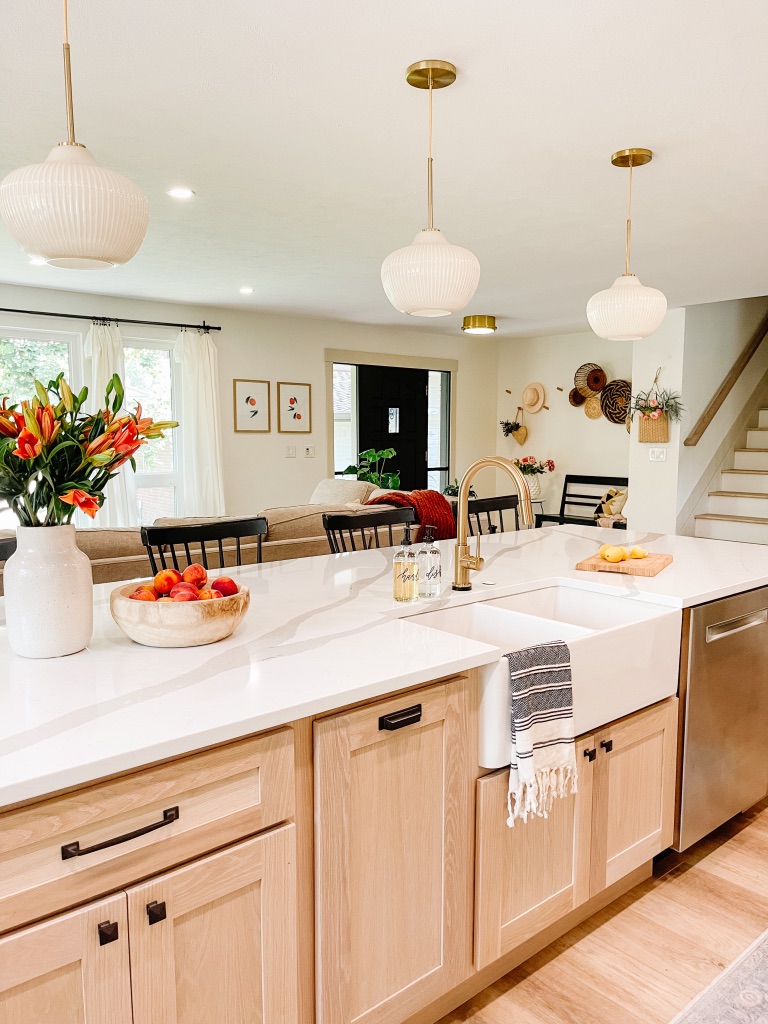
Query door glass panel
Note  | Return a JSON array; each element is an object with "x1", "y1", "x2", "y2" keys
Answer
[{"x1": 333, "y1": 363, "x2": 357, "y2": 473}]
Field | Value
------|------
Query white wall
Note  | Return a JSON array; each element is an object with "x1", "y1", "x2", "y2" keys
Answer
[
  {"x1": 495, "y1": 330, "x2": 632, "y2": 511},
  {"x1": 0, "y1": 283, "x2": 499, "y2": 513}
]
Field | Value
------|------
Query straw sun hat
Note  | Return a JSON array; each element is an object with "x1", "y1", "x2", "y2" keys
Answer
[{"x1": 521, "y1": 382, "x2": 546, "y2": 414}]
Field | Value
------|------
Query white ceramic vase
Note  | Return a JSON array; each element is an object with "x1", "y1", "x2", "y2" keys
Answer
[
  {"x1": 526, "y1": 475, "x2": 541, "y2": 500},
  {"x1": 4, "y1": 525, "x2": 93, "y2": 658}
]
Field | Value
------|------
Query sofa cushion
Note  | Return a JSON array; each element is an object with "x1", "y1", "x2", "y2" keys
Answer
[
  {"x1": 309, "y1": 479, "x2": 377, "y2": 505},
  {"x1": 259, "y1": 503, "x2": 355, "y2": 541}
]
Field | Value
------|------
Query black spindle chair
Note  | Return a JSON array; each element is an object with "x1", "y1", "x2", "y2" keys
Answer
[
  {"x1": 323, "y1": 508, "x2": 416, "y2": 554},
  {"x1": 535, "y1": 474, "x2": 629, "y2": 528},
  {"x1": 465, "y1": 495, "x2": 520, "y2": 535},
  {"x1": 140, "y1": 517, "x2": 268, "y2": 574},
  {"x1": 0, "y1": 535, "x2": 17, "y2": 563}
]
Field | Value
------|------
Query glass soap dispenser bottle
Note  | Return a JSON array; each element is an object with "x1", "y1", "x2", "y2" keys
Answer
[
  {"x1": 418, "y1": 525, "x2": 442, "y2": 598},
  {"x1": 393, "y1": 523, "x2": 419, "y2": 603}
]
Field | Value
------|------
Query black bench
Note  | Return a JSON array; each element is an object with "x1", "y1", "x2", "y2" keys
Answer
[{"x1": 535, "y1": 474, "x2": 628, "y2": 529}]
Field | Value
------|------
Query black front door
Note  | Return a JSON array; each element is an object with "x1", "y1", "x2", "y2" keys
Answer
[{"x1": 357, "y1": 365, "x2": 429, "y2": 490}]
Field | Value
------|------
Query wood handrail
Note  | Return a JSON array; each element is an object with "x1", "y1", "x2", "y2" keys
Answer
[{"x1": 684, "y1": 311, "x2": 768, "y2": 446}]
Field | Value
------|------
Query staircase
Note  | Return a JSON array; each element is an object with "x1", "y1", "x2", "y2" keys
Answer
[{"x1": 695, "y1": 409, "x2": 768, "y2": 544}]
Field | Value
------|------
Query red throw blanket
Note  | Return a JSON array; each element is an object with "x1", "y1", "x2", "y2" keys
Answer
[{"x1": 366, "y1": 489, "x2": 456, "y2": 541}]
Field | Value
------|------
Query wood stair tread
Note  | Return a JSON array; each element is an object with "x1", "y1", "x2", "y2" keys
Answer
[
  {"x1": 696, "y1": 513, "x2": 768, "y2": 524},
  {"x1": 708, "y1": 491, "x2": 768, "y2": 499}
]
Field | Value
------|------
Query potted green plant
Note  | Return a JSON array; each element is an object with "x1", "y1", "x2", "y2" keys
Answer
[{"x1": 343, "y1": 448, "x2": 401, "y2": 489}]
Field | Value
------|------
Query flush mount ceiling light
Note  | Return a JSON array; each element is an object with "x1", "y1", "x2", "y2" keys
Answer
[
  {"x1": 462, "y1": 314, "x2": 496, "y2": 335},
  {"x1": 381, "y1": 59, "x2": 480, "y2": 318},
  {"x1": 586, "y1": 149, "x2": 667, "y2": 342},
  {"x1": 167, "y1": 187, "x2": 195, "y2": 200},
  {"x1": 0, "y1": 0, "x2": 148, "y2": 269},
  {"x1": 239, "y1": 286, "x2": 254, "y2": 295}
]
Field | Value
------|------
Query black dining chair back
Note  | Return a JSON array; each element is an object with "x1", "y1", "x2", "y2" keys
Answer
[
  {"x1": 140, "y1": 517, "x2": 268, "y2": 574},
  {"x1": 323, "y1": 508, "x2": 416, "y2": 554},
  {"x1": 464, "y1": 495, "x2": 520, "y2": 536},
  {"x1": 536, "y1": 474, "x2": 629, "y2": 528},
  {"x1": 0, "y1": 535, "x2": 17, "y2": 563}
]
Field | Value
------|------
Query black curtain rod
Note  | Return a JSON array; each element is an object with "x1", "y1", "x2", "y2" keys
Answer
[{"x1": 0, "y1": 306, "x2": 222, "y2": 332}]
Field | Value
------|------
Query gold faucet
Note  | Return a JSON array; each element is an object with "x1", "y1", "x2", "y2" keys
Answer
[{"x1": 453, "y1": 456, "x2": 535, "y2": 591}]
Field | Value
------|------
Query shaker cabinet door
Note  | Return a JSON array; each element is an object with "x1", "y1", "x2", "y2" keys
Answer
[
  {"x1": 314, "y1": 677, "x2": 475, "y2": 1024},
  {"x1": 590, "y1": 698, "x2": 678, "y2": 894},
  {"x1": 474, "y1": 738, "x2": 593, "y2": 970},
  {"x1": 0, "y1": 893, "x2": 132, "y2": 1024},
  {"x1": 127, "y1": 824, "x2": 298, "y2": 1024}
]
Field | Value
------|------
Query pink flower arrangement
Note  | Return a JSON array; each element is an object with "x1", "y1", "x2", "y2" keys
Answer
[{"x1": 513, "y1": 456, "x2": 556, "y2": 476}]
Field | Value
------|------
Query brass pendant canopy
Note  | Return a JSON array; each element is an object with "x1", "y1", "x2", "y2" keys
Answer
[
  {"x1": 406, "y1": 60, "x2": 457, "y2": 89},
  {"x1": 611, "y1": 148, "x2": 653, "y2": 168},
  {"x1": 462, "y1": 314, "x2": 496, "y2": 334}
]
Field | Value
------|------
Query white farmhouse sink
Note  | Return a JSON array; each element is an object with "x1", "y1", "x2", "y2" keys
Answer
[{"x1": 409, "y1": 586, "x2": 681, "y2": 769}]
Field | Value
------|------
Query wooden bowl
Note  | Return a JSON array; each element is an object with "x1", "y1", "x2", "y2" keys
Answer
[{"x1": 110, "y1": 581, "x2": 250, "y2": 648}]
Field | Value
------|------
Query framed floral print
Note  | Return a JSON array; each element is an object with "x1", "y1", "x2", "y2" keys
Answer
[
  {"x1": 277, "y1": 381, "x2": 312, "y2": 433},
  {"x1": 233, "y1": 379, "x2": 271, "y2": 432}
]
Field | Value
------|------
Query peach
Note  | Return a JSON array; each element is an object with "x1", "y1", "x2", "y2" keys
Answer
[
  {"x1": 172, "y1": 589, "x2": 199, "y2": 602},
  {"x1": 182, "y1": 563, "x2": 208, "y2": 589},
  {"x1": 154, "y1": 568, "x2": 182, "y2": 594},
  {"x1": 135, "y1": 585, "x2": 160, "y2": 599},
  {"x1": 170, "y1": 581, "x2": 198, "y2": 598},
  {"x1": 157, "y1": 597, "x2": 173, "y2": 602},
  {"x1": 198, "y1": 589, "x2": 215, "y2": 600},
  {"x1": 211, "y1": 576, "x2": 238, "y2": 597},
  {"x1": 129, "y1": 589, "x2": 157, "y2": 601}
]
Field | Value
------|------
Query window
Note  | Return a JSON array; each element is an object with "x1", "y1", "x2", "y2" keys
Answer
[
  {"x1": 427, "y1": 370, "x2": 451, "y2": 493},
  {"x1": 123, "y1": 340, "x2": 182, "y2": 525},
  {"x1": 333, "y1": 363, "x2": 358, "y2": 474}
]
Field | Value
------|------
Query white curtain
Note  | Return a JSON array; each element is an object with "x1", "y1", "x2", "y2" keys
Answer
[
  {"x1": 83, "y1": 321, "x2": 134, "y2": 528},
  {"x1": 174, "y1": 329, "x2": 226, "y2": 517}
]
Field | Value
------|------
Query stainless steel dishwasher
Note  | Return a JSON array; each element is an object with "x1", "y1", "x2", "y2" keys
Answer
[{"x1": 674, "y1": 585, "x2": 768, "y2": 851}]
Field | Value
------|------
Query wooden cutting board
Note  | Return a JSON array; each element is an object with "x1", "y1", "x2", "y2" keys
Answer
[{"x1": 574, "y1": 552, "x2": 673, "y2": 577}]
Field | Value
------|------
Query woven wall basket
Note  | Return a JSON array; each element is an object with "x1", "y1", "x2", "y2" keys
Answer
[{"x1": 637, "y1": 412, "x2": 669, "y2": 443}]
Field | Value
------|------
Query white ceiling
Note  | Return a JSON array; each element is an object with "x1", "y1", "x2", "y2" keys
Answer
[{"x1": 1, "y1": 0, "x2": 767, "y2": 336}]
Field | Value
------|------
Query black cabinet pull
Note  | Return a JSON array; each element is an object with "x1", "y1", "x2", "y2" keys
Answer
[
  {"x1": 98, "y1": 920, "x2": 119, "y2": 945},
  {"x1": 379, "y1": 703, "x2": 422, "y2": 731},
  {"x1": 583, "y1": 748, "x2": 597, "y2": 762},
  {"x1": 61, "y1": 806, "x2": 180, "y2": 860},
  {"x1": 146, "y1": 900, "x2": 167, "y2": 925},
  {"x1": 600, "y1": 740, "x2": 613, "y2": 753}
]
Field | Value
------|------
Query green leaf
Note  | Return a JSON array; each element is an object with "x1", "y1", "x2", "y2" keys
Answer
[{"x1": 358, "y1": 448, "x2": 377, "y2": 462}]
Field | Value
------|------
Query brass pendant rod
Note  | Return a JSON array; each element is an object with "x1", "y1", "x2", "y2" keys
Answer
[
  {"x1": 62, "y1": 0, "x2": 77, "y2": 145},
  {"x1": 427, "y1": 71, "x2": 434, "y2": 229},
  {"x1": 625, "y1": 158, "x2": 633, "y2": 276}
]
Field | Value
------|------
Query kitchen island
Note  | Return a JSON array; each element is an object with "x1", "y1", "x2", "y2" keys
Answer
[{"x1": 2, "y1": 525, "x2": 768, "y2": 1024}]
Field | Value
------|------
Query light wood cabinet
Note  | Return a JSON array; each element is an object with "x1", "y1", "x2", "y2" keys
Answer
[
  {"x1": 0, "y1": 893, "x2": 133, "y2": 1024},
  {"x1": 474, "y1": 698, "x2": 678, "y2": 970},
  {"x1": 314, "y1": 677, "x2": 475, "y2": 1024},
  {"x1": 590, "y1": 697, "x2": 678, "y2": 895},
  {"x1": 127, "y1": 824, "x2": 298, "y2": 1024},
  {"x1": 474, "y1": 735, "x2": 594, "y2": 970}
]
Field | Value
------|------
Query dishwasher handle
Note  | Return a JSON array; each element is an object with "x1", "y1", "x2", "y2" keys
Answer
[{"x1": 706, "y1": 608, "x2": 768, "y2": 643}]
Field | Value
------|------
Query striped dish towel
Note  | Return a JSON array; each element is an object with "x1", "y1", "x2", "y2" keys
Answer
[{"x1": 505, "y1": 641, "x2": 577, "y2": 826}]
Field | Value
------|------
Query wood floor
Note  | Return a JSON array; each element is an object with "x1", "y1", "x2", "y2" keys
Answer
[{"x1": 438, "y1": 799, "x2": 768, "y2": 1024}]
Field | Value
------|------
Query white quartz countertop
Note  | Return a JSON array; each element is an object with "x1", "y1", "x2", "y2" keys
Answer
[{"x1": 2, "y1": 524, "x2": 768, "y2": 808}]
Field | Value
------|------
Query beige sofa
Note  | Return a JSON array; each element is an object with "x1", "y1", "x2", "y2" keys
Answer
[{"x1": 0, "y1": 479, "x2": 387, "y2": 594}]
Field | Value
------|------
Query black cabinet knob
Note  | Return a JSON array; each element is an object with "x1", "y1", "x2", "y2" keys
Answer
[
  {"x1": 146, "y1": 900, "x2": 167, "y2": 925},
  {"x1": 600, "y1": 739, "x2": 613, "y2": 753},
  {"x1": 98, "y1": 920, "x2": 119, "y2": 945},
  {"x1": 583, "y1": 748, "x2": 597, "y2": 762}
]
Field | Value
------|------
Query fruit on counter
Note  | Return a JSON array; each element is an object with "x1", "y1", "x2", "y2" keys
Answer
[
  {"x1": 182, "y1": 563, "x2": 208, "y2": 589},
  {"x1": 169, "y1": 581, "x2": 199, "y2": 598},
  {"x1": 154, "y1": 568, "x2": 182, "y2": 594},
  {"x1": 630, "y1": 546, "x2": 648, "y2": 559},
  {"x1": 601, "y1": 545, "x2": 627, "y2": 563},
  {"x1": 211, "y1": 576, "x2": 238, "y2": 597},
  {"x1": 598, "y1": 543, "x2": 612, "y2": 558},
  {"x1": 172, "y1": 589, "x2": 199, "y2": 602},
  {"x1": 157, "y1": 597, "x2": 173, "y2": 602},
  {"x1": 198, "y1": 589, "x2": 215, "y2": 600},
  {"x1": 129, "y1": 588, "x2": 157, "y2": 601},
  {"x1": 135, "y1": 585, "x2": 161, "y2": 599}
]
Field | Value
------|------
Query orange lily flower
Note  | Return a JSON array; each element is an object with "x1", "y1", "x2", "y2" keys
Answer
[
  {"x1": 60, "y1": 489, "x2": 100, "y2": 519},
  {"x1": 12, "y1": 428, "x2": 42, "y2": 460},
  {"x1": 0, "y1": 399, "x2": 20, "y2": 438},
  {"x1": 35, "y1": 405, "x2": 61, "y2": 446}
]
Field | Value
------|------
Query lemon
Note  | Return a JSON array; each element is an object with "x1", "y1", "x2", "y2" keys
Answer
[
  {"x1": 631, "y1": 546, "x2": 648, "y2": 559},
  {"x1": 598, "y1": 543, "x2": 612, "y2": 558},
  {"x1": 602, "y1": 545, "x2": 626, "y2": 563}
]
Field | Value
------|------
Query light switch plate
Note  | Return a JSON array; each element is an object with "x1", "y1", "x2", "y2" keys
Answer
[
  {"x1": 285, "y1": 445, "x2": 296, "y2": 458},
  {"x1": 304, "y1": 445, "x2": 315, "y2": 458},
  {"x1": 649, "y1": 447, "x2": 667, "y2": 462}
]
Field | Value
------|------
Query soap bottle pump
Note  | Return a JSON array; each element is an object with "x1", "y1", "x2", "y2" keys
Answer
[
  {"x1": 393, "y1": 523, "x2": 419, "y2": 603},
  {"x1": 418, "y1": 525, "x2": 442, "y2": 598}
]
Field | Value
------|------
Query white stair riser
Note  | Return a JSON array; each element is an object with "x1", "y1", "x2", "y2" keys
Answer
[
  {"x1": 695, "y1": 518, "x2": 768, "y2": 545},
  {"x1": 758, "y1": 410, "x2": 768, "y2": 428},
  {"x1": 734, "y1": 450, "x2": 768, "y2": 470},
  {"x1": 709, "y1": 495, "x2": 768, "y2": 517},
  {"x1": 746, "y1": 430, "x2": 768, "y2": 449},
  {"x1": 721, "y1": 471, "x2": 768, "y2": 493}
]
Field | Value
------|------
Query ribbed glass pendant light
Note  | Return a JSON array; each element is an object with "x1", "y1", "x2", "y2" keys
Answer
[
  {"x1": 0, "y1": 0, "x2": 148, "y2": 269},
  {"x1": 586, "y1": 149, "x2": 666, "y2": 342},
  {"x1": 381, "y1": 60, "x2": 480, "y2": 317}
]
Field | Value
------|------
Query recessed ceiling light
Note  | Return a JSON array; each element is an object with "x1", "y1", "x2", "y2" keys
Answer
[
  {"x1": 166, "y1": 187, "x2": 195, "y2": 200},
  {"x1": 29, "y1": 256, "x2": 47, "y2": 266},
  {"x1": 239, "y1": 286, "x2": 254, "y2": 295}
]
